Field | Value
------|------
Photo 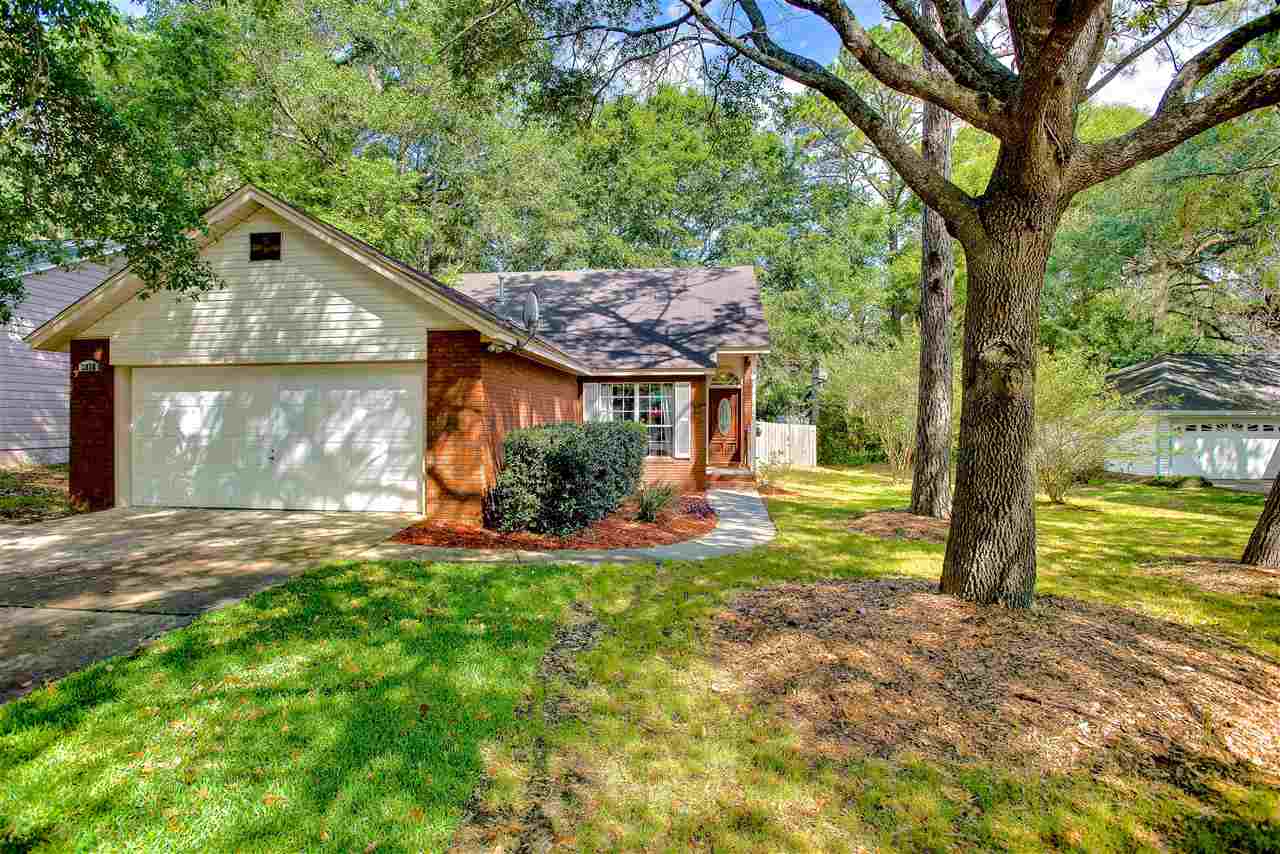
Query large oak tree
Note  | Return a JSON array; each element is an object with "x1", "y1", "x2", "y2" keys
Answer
[{"x1": 524, "y1": 0, "x2": 1280, "y2": 607}]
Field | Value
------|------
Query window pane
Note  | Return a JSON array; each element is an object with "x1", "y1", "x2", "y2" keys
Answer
[
  {"x1": 637, "y1": 383, "x2": 674, "y2": 456},
  {"x1": 611, "y1": 384, "x2": 636, "y2": 422}
]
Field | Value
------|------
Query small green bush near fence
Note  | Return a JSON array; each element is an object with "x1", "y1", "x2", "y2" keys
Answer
[{"x1": 486, "y1": 421, "x2": 648, "y2": 536}]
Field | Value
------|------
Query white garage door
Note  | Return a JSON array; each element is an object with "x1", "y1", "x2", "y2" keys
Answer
[
  {"x1": 131, "y1": 364, "x2": 422, "y2": 511},
  {"x1": 1170, "y1": 419, "x2": 1280, "y2": 480}
]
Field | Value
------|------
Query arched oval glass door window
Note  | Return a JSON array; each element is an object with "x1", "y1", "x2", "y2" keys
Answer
[{"x1": 718, "y1": 398, "x2": 732, "y2": 434}]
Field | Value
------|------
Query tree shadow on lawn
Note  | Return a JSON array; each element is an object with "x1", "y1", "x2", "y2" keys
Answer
[{"x1": 0, "y1": 559, "x2": 579, "y2": 853}]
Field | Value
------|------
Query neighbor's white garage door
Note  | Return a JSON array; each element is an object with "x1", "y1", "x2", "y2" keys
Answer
[
  {"x1": 1170, "y1": 419, "x2": 1280, "y2": 480},
  {"x1": 131, "y1": 364, "x2": 422, "y2": 511}
]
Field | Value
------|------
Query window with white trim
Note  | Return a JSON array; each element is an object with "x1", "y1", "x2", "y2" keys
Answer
[{"x1": 606, "y1": 382, "x2": 675, "y2": 456}]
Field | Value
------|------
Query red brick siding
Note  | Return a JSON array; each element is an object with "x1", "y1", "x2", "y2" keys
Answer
[
  {"x1": 425, "y1": 331, "x2": 578, "y2": 523},
  {"x1": 68, "y1": 339, "x2": 114, "y2": 510},
  {"x1": 582, "y1": 377, "x2": 707, "y2": 493}
]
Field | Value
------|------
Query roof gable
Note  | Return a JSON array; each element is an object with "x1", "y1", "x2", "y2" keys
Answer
[
  {"x1": 24, "y1": 185, "x2": 586, "y2": 373},
  {"x1": 454, "y1": 267, "x2": 770, "y2": 371},
  {"x1": 1109, "y1": 353, "x2": 1280, "y2": 411}
]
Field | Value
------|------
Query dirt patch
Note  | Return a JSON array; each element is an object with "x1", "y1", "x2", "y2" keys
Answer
[
  {"x1": 0, "y1": 464, "x2": 80, "y2": 525},
  {"x1": 1140, "y1": 556, "x2": 1280, "y2": 598},
  {"x1": 714, "y1": 578, "x2": 1280, "y2": 778},
  {"x1": 392, "y1": 496, "x2": 716, "y2": 551},
  {"x1": 847, "y1": 509, "x2": 949, "y2": 543},
  {"x1": 757, "y1": 484, "x2": 797, "y2": 496}
]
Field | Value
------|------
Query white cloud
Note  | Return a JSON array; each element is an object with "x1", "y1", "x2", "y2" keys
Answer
[{"x1": 1090, "y1": 50, "x2": 1172, "y2": 113}]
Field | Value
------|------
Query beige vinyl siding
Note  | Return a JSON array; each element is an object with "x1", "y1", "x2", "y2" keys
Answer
[
  {"x1": 84, "y1": 209, "x2": 465, "y2": 366},
  {"x1": 2, "y1": 262, "x2": 112, "y2": 465}
]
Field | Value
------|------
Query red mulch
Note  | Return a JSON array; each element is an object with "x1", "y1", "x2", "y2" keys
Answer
[
  {"x1": 391, "y1": 496, "x2": 717, "y2": 550},
  {"x1": 848, "y1": 509, "x2": 950, "y2": 543}
]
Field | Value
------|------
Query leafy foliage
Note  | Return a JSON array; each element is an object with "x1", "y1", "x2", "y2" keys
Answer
[
  {"x1": 0, "y1": 0, "x2": 225, "y2": 322},
  {"x1": 634, "y1": 481, "x2": 675, "y2": 523},
  {"x1": 486, "y1": 421, "x2": 647, "y2": 536},
  {"x1": 828, "y1": 330, "x2": 960, "y2": 482},
  {"x1": 1033, "y1": 350, "x2": 1145, "y2": 503}
]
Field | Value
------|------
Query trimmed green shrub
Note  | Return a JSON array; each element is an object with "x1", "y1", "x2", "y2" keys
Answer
[
  {"x1": 1147, "y1": 475, "x2": 1213, "y2": 490},
  {"x1": 486, "y1": 421, "x2": 648, "y2": 536},
  {"x1": 635, "y1": 481, "x2": 676, "y2": 522}
]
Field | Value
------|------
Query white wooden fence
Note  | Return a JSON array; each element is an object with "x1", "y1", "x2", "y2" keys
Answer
[{"x1": 754, "y1": 422, "x2": 817, "y2": 468}]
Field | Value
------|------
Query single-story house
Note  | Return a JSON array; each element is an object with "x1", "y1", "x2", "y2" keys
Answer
[
  {"x1": 24, "y1": 184, "x2": 769, "y2": 519},
  {"x1": 1105, "y1": 353, "x2": 1280, "y2": 482},
  {"x1": 2, "y1": 247, "x2": 119, "y2": 467}
]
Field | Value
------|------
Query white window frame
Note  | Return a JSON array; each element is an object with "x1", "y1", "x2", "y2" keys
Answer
[{"x1": 605, "y1": 382, "x2": 676, "y2": 457}]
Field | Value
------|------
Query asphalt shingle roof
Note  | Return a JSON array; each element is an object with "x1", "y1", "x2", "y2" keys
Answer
[
  {"x1": 1108, "y1": 353, "x2": 1280, "y2": 411},
  {"x1": 454, "y1": 267, "x2": 770, "y2": 372}
]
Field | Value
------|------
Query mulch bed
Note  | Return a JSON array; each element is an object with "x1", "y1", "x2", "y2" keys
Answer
[
  {"x1": 714, "y1": 578, "x2": 1280, "y2": 778},
  {"x1": 847, "y1": 509, "x2": 950, "y2": 543},
  {"x1": 1140, "y1": 556, "x2": 1280, "y2": 598},
  {"x1": 391, "y1": 496, "x2": 717, "y2": 551}
]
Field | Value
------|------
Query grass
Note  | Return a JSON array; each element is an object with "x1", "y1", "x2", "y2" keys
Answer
[
  {"x1": 3, "y1": 467, "x2": 1279, "y2": 852},
  {"x1": 0, "y1": 465, "x2": 82, "y2": 524}
]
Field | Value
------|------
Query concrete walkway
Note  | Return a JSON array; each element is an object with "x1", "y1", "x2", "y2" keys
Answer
[{"x1": 360, "y1": 488, "x2": 778, "y2": 565}]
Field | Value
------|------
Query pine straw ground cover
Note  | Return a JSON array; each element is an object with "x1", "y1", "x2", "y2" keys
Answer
[{"x1": 391, "y1": 495, "x2": 717, "y2": 550}]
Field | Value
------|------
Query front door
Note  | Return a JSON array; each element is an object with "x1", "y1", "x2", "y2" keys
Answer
[{"x1": 709, "y1": 387, "x2": 740, "y2": 465}]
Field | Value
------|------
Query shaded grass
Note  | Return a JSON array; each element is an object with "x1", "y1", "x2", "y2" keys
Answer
[
  {"x1": 3, "y1": 468, "x2": 1279, "y2": 852},
  {"x1": 1, "y1": 561, "x2": 576, "y2": 852},
  {"x1": 0, "y1": 465, "x2": 81, "y2": 524}
]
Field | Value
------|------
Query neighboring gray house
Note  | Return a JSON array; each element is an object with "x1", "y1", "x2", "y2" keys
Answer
[
  {"x1": 2, "y1": 251, "x2": 115, "y2": 466},
  {"x1": 1105, "y1": 353, "x2": 1280, "y2": 482}
]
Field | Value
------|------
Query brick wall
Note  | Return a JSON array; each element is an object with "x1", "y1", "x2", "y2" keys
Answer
[
  {"x1": 425, "y1": 331, "x2": 578, "y2": 523},
  {"x1": 584, "y1": 376, "x2": 708, "y2": 493},
  {"x1": 68, "y1": 339, "x2": 114, "y2": 510}
]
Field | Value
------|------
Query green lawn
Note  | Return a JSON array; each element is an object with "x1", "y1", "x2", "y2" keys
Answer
[{"x1": 3, "y1": 468, "x2": 1279, "y2": 852}]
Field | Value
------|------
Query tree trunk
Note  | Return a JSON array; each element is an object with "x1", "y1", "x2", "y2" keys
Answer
[
  {"x1": 910, "y1": 0, "x2": 955, "y2": 519},
  {"x1": 940, "y1": 205, "x2": 1054, "y2": 608},
  {"x1": 1242, "y1": 472, "x2": 1280, "y2": 566}
]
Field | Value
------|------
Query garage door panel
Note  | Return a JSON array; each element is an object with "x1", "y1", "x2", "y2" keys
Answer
[
  {"x1": 1171, "y1": 421, "x2": 1280, "y2": 480},
  {"x1": 131, "y1": 364, "x2": 422, "y2": 511}
]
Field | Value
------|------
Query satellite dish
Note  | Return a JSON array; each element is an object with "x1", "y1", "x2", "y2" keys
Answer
[{"x1": 522, "y1": 290, "x2": 540, "y2": 331}]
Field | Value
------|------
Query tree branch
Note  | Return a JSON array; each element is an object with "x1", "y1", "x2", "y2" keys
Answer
[
  {"x1": 1016, "y1": 0, "x2": 1112, "y2": 118},
  {"x1": 1071, "y1": 67, "x2": 1280, "y2": 192},
  {"x1": 1159, "y1": 5, "x2": 1280, "y2": 111},
  {"x1": 971, "y1": 0, "x2": 996, "y2": 27},
  {"x1": 877, "y1": 0, "x2": 1014, "y2": 95},
  {"x1": 678, "y1": 0, "x2": 981, "y2": 235},
  {"x1": 933, "y1": 0, "x2": 1018, "y2": 92},
  {"x1": 1086, "y1": 4, "x2": 1195, "y2": 99},
  {"x1": 772, "y1": 0, "x2": 1014, "y2": 138}
]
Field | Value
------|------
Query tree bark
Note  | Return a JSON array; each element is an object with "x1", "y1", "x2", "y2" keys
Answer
[
  {"x1": 1242, "y1": 472, "x2": 1280, "y2": 566},
  {"x1": 940, "y1": 199, "x2": 1056, "y2": 608},
  {"x1": 910, "y1": 0, "x2": 955, "y2": 519}
]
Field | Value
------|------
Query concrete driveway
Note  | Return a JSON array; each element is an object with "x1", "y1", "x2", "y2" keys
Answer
[{"x1": 0, "y1": 507, "x2": 415, "y2": 703}]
